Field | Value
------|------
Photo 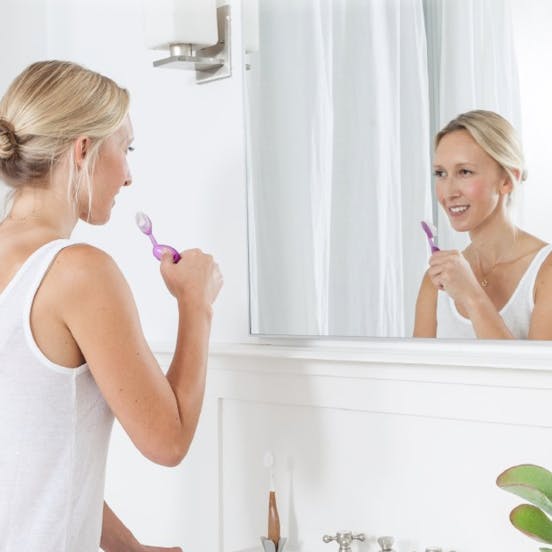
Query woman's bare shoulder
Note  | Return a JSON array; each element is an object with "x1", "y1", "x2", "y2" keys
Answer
[
  {"x1": 53, "y1": 243, "x2": 123, "y2": 282},
  {"x1": 518, "y1": 230, "x2": 548, "y2": 254},
  {"x1": 45, "y1": 243, "x2": 132, "y2": 313}
]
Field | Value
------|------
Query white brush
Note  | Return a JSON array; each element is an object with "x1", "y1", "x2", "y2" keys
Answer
[{"x1": 264, "y1": 451, "x2": 275, "y2": 491}]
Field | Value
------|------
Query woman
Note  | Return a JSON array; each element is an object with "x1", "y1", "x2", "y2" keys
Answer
[
  {"x1": 0, "y1": 61, "x2": 222, "y2": 550},
  {"x1": 414, "y1": 110, "x2": 552, "y2": 339}
]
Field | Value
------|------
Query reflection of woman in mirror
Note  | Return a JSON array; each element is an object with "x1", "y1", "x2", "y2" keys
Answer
[{"x1": 414, "y1": 110, "x2": 552, "y2": 339}]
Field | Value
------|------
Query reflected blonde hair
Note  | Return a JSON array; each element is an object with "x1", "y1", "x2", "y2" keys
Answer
[
  {"x1": 0, "y1": 60, "x2": 129, "y2": 212},
  {"x1": 435, "y1": 110, "x2": 527, "y2": 190}
]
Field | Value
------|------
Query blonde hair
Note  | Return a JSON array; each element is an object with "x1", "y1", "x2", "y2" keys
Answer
[
  {"x1": 435, "y1": 110, "x2": 527, "y2": 190},
  {"x1": 0, "y1": 60, "x2": 129, "y2": 212}
]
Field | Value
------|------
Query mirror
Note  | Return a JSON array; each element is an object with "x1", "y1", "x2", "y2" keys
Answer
[{"x1": 244, "y1": 0, "x2": 552, "y2": 338}]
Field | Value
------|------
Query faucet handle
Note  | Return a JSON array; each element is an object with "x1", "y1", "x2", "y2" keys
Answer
[
  {"x1": 377, "y1": 536, "x2": 395, "y2": 551},
  {"x1": 323, "y1": 531, "x2": 366, "y2": 550}
]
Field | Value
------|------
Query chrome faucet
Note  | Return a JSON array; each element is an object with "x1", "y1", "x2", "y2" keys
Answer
[
  {"x1": 377, "y1": 536, "x2": 395, "y2": 551},
  {"x1": 323, "y1": 531, "x2": 366, "y2": 552}
]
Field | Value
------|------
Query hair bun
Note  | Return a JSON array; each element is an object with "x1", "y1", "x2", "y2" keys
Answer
[{"x1": 0, "y1": 118, "x2": 19, "y2": 160}]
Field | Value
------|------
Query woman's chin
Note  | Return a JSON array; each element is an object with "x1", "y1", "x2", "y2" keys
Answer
[{"x1": 448, "y1": 217, "x2": 472, "y2": 233}]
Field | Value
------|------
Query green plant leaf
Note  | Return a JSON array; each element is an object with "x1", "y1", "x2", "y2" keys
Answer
[
  {"x1": 497, "y1": 465, "x2": 552, "y2": 516},
  {"x1": 539, "y1": 548, "x2": 552, "y2": 551},
  {"x1": 510, "y1": 504, "x2": 552, "y2": 544}
]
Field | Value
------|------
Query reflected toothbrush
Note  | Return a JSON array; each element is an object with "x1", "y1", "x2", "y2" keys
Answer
[
  {"x1": 135, "y1": 212, "x2": 181, "y2": 263},
  {"x1": 420, "y1": 220, "x2": 440, "y2": 253}
]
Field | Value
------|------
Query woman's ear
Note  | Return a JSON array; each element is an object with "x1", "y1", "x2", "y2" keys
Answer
[
  {"x1": 73, "y1": 136, "x2": 90, "y2": 169},
  {"x1": 510, "y1": 168, "x2": 521, "y2": 183},
  {"x1": 500, "y1": 168, "x2": 517, "y2": 195}
]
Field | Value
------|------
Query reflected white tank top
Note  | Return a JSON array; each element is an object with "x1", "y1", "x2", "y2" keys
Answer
[
  {"x1": 436, "y1": 244, "x2": 552, "y2": 339},
  {"x1": 0, "y1": 239, "x2": 114, "y2": 551}
]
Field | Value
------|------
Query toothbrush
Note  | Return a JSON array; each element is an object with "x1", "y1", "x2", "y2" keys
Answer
[
  {"x1": 420, "y1": 220, "x2": 440, "y2": 253},
  {"x1": 264, "y1": 451, "x2": 276, "y2": 493},
  {"x1": 135, "y1": 212, "x2": 181, "y2": 263},
  {"x1": 264, "y1": 452, "x2": 281, "y2": 548}
]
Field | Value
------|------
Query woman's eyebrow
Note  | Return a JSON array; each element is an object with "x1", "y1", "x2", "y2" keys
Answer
[{"x1": 434, "y1": 160, "x2": 476, "y2": 167}]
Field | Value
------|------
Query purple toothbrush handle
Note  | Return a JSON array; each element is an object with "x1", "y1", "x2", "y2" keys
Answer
[
  {"x1": 152, "y1": 244, "x2": 181, "y2": 263},
  {"x1": 420, "y1": 221, "x2": 440, "y2": 253}
]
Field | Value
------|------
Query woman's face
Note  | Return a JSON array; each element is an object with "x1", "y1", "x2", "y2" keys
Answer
[
  {"x1": 80, "y1": 115, "x2": 134, "y2": 224},
  {"x1": 433, "y1": 129, "x2": 511, "y2": 233}
]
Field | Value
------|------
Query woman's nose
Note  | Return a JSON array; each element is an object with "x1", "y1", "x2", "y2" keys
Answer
[
  {"x1": 123, "y1": 168, "x2": 132, "y2": 187},
  {"x1": 446, "y1": 187, "x2": 461, "y2": 200},
  {"x1": 440, "y1": 176, "x2": 461, "y2": 200}
]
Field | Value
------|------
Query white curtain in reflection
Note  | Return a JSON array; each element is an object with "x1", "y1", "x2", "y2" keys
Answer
[
  {"x1": 424, "y1": 0, "x2": 522, "y2": 251},
  {"x1": 246, "y1": 0, "x2": 432, "y2": 336}
]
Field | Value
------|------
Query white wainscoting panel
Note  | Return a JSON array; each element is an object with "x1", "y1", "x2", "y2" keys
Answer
[
  {"x1": 201, "y1": 342, "x2": 552, "y2": 552},
  {"x1": 106, "y1": 341, "x2": 552, "y2": 552}
]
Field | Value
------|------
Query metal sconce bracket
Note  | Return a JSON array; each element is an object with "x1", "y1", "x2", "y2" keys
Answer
[{"x1": 152, "y1": 4, "x2": 231, "y2": 84}]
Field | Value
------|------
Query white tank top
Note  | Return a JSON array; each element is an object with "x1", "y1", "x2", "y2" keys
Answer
[
  {"x1": 436, "y1": 244, "x2": 552, "y2": 339},
  {"x1": 0, "y1": 239, "x2": 114, "y2": 551}
]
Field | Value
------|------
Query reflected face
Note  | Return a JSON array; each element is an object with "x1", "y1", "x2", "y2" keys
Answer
[
  {"x1": 80, "y1": 115, "x2": 134, "y2": 224},
  {"x1": 433, "y1": 130, "x2": 510, "y2": 233}
]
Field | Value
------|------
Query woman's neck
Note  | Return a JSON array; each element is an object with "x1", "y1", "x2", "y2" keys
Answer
[
  {"x1": 468, "y1": 208, "x2": 518, "y2": 271},
  {"x1": 3, "y1": 185, "x2": 78, "y2": 238}
]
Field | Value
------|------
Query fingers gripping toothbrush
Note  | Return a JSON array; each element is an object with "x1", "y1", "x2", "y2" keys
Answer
[
  {"x1": 135, "y1": 212, "x2": 181, "y2": 263},
  {"x1": 420, "y1": 220, "x2": 440, "y2": 253}
]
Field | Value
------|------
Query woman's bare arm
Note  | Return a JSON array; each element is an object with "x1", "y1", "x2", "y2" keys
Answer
[
  {"x1": 528, "y1": 255, "x2": 552, "y2": 339},
  {"x1": 413, "y1": 271, "x2": 438, "y2": 337},
  {"x1": 54, "y1": 245, "x2": 221, "y2": 466}
]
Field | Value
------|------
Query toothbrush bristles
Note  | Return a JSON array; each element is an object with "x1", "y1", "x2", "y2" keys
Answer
[
  {"x1": 135, "y1": 211, "x2": 152, "y2": 234},
  {"x1": 264, "y1": 451, "x2": 276, "y2": 492}
]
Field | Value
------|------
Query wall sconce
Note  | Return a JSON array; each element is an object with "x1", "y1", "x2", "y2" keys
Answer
[
  {"x1": 143, "y1": 0, "x2": 231, "y2": 84},
  {"x1": 242, "y1": 0, "x2": 259, "y2": 71},
  {"x1": 243, "y1": 0, "x2": 259, "y2": 54}
]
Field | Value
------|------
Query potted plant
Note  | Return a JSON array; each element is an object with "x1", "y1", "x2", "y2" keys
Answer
[{"x1": 497, "y1": 464, "x2": 552, "y2": 551}]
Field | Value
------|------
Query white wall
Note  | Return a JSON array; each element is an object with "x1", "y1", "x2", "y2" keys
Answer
[{"x1": 1, "y1": 0, "x2": 251, "y2": 346}]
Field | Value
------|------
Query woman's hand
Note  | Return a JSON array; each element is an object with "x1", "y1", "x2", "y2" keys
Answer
[
  {"x1": 427, "y1": 249, "x2": 484, "y2": 307},
  {"x1": 101, "y1": 502, "x2": 184, "y2": 552},
  {"x1": 160, "y1": 248, "x2": 223, "y2": 310}
]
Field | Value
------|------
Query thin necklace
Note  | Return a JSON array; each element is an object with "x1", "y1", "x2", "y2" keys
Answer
[
  {"x1": 476, "y1": 231, "x2": 518, "y2": 288},
  {"x1": 480, "y1": 266, "x2": 500, "y2": 288}
]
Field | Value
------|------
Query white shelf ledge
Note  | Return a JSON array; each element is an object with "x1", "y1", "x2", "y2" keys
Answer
[{"x1": 152, "y1": 338, "x2": 552, "y2": 371}]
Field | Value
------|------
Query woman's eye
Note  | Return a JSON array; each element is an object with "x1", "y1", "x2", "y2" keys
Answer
[
  {"x1": 459, "y1": 168, "x2": 472, "y2": 176},
  {"x1": 127, "y1": 146, "x2": 135, "y2": 154},
  {"x1": 433, "y1": 170, "x2": 445, "y2": 178}
]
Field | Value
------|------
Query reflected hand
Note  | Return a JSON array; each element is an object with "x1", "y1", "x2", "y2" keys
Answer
[{"x1": 428, "y1": 249, "x2": 484, "y2": 305}]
